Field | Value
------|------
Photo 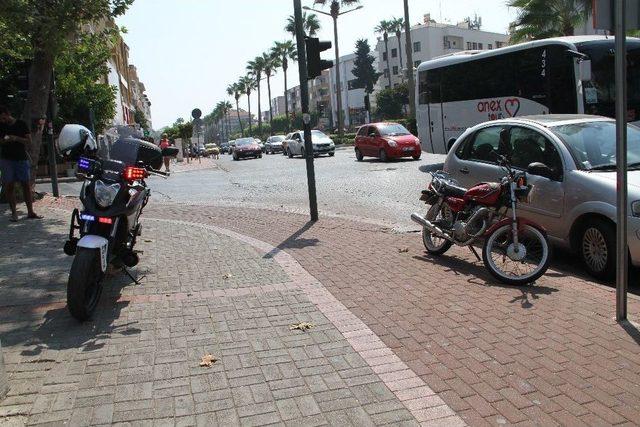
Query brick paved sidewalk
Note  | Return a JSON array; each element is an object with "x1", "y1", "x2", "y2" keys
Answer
[
  {"x1": 0, "y1": 204, "x2": 462, "y2": 426},
  {"x1": 170, "y1": 157, "x2": 220, "y2": 174}
]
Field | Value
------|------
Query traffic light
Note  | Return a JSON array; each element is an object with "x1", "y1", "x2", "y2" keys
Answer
[{"x1": 305, "y1": 37, "x2": 333, "y2": 80}]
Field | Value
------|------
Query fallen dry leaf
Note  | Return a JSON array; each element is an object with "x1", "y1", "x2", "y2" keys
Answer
[
  {"x1": 290, "y1": 322, "x2": 315, "y2": 331},
  {"x1": 199, "y1": 354, "x2": 217, "y2": 367},
  {"x1": 222, "y1": 273, "x2": 232, "y2": 279},
  {"x1": 398, "y1": 248, "x2": 409, "y2": 253}
]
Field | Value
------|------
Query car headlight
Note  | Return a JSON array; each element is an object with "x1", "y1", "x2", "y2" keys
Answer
[
  {"x1": 94, "y1": 180, "x2": 120, "y2": 208},
  {"x1": 632, "y1": 201, "x2": 640, "y2": 217},
  {"x1": 386, "y1": 139, "x2": 397, "y2": 147},
  {"x1": 415, "y1": 138, "x2": 421, "y2": 146}
]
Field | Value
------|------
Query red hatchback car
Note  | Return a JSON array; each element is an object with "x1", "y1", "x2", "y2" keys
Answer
[{"x1": 354, "y1": 122, "x2": 421, "y2": 162}]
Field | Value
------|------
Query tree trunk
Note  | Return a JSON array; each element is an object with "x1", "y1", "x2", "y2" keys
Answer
[
  {"x1": 23, "y1": 47, "x2": 54, "y2": 186},
  {"x1": 267, "y1": 75, "x2": 273, "y2": 134},
  {"x1": 236, "y1": 99, "x2": 244, "y2": 136},
  {"x1": 384, "y1": 36, "x2": 392, "y2": 87},
  {"x1": 256, "y1": 76, "x2": 262, "y2": 134},
  {"x1": 247, "y1": 94, "x2": 252, "y2": 135},
  {"x1": 284, "y1": 62, "x2": 290, "y2": 132},
  {"x1": 396, "y1": 31, "x2": 404, "y2": 82}
]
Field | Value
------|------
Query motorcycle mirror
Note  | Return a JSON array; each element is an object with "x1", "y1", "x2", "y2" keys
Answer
[{"x1": 527, "y1": 162, "x2": 555, "y2": 180}]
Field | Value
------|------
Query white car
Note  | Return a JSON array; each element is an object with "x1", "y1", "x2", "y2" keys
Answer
[{"x1": 285, "y1": 130, "x2": 335, "y2": 158}]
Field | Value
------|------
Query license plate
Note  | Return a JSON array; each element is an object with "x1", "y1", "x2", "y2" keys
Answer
[{"x1": 402, "y1": 147, "x2": 414, "y2": 152}]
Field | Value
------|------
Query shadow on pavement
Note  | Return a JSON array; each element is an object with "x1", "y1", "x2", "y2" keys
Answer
[
  {"x1": 620, "y1": 320, "x2": 640, "y2": 346},
  {"x1": 263, "y1": 221, "x2": 318, "y2": 259}
]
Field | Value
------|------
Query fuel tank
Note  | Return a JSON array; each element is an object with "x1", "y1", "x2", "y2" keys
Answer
[{"x1": 463, "y1": 182, "x2": 501, "y2": 206}]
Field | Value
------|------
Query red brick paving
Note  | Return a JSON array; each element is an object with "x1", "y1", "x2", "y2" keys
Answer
[{"x1": 38, "y1": 196, "x2": 640, "y2": 425}]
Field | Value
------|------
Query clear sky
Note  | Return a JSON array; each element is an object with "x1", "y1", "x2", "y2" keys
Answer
[{"x1": 118, "y1": 0, "x2": 518, "y2": 129}]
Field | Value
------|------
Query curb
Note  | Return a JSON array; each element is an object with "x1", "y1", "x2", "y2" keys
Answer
[{"x1": 0, "y1": 339, "x2": 7, "y2": 401}]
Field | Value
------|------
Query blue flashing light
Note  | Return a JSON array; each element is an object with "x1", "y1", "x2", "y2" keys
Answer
[
  {"x1": 78, "y1": 157, "x2": 91, "y2": 171},
  {"x1": 80, "y1": 214, "x2": 95, "y2": 222}
]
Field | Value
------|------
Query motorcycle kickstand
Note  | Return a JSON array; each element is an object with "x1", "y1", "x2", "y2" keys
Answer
[
  {"x1": 468, "y1": 245, "x2": 482, "y2": 262},
  {"x1": 123, "y1": 267, "x2": 144, "y2": 285}
]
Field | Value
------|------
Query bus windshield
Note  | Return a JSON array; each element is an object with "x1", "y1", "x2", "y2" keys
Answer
[{"x1": 578, "y1": 41, "x2": 640, "y2": 119}]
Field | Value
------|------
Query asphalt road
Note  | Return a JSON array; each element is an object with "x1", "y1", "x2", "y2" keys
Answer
[{"x1": 39, "y1": 146, "x2": 447, "y2": 229}]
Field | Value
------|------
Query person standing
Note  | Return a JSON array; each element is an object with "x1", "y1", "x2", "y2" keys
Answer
[
  {"x1": 0, "y1": 105, "x2": 41, "y2": 222},
  {"x1": 158, "y1": 133, "x2": 172, "y2": 173}
]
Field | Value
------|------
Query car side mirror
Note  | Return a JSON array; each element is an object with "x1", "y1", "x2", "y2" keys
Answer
[{"x1": 527, "y1": 162, "x2": 555, "y2": 180}]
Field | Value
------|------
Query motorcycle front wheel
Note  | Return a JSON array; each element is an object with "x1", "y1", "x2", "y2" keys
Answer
[
  {"x1": 67, "y1": 248, "x2": 104, "y2": 321},
  {"x1": 482, "y1": 224, "x2": 550, "y2": 286},
  {"x1": 422, "y1": 203, "x2": 453, "y2": 255}
]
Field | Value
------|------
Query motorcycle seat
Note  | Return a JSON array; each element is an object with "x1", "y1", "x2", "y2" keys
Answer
[{"x1": 440, "y1": 182, "x2": 467, "y2": 198}]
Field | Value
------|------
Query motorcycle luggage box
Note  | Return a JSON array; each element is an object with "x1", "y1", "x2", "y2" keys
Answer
[
  {"x1": 162, "y1": 147, "x2": 179, "y2": 157},
  {"x1": 136, "y1": 139, "x2": 163, "y2": 170}
]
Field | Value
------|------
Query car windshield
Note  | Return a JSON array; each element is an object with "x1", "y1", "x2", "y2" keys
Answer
[
  {"x1": 311, "y1": 130, "x2": 329, "y2": 142},
  {"x1": 378, "y1": 123, "x2": 411, "y2": 136},
  {"x1": 550, "y1": 121, "x2": 640, "y2": 170},
  {"x1": 236, "y1": 138, "x2": 254, "y2": 146},
  {"x1": 270, "y1": 136, "x2": 285, "y2": 142}
]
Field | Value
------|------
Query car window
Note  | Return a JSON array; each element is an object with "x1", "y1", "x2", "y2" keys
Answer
[
  {"x1": 509, "y1": 127, "x2": 563, "y2": 177},
  {"x1": 368, "y1": 127, "x2": 379, "y2": 137},
  {"x1": 467, "y1": 126, "x2": 503, "y2": 162},
  {"x1": 357, "y1": 126, "x2": 367, "y2": 136}
]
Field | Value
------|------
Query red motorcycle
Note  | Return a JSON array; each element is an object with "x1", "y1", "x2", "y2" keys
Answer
[{"x1": 411, "y1": 157, "x2": 550, "y2": 285}]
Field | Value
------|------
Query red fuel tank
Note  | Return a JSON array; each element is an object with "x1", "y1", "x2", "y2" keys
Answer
[{"x1": 463, "y1": 182, "x2": 501, "y2": 206}]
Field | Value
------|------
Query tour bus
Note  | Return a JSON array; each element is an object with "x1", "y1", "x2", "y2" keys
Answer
[{"x1": 416, "y1": 36, "x2": 640, "y2": 154}]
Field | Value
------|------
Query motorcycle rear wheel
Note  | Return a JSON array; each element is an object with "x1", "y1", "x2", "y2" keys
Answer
[
  {"x1": 482, "y1": 224, "x2": 550, "y2": 285},
  {"x1": 67, "y1": 248, "x2": 104, "y2": 321},
  {"x1": 422, "y1": 203, "x2": 453, "y2": 255}
]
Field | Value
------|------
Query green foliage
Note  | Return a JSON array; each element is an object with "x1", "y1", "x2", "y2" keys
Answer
[
  {"x1": 508, "y1": 0, "x2": 592, "y2": 42},
  {"x1": 285, "y1": 12, "x2": 320, "y2": 37},
  {"x1": 134, "y1": 109, "x2": 149, "y2": 131},
  {"x1": 351, "y1": 39, "x2": 380, "y2": 95},
  {"x1": 164, "y1": 118, "x2": 193, "y2": 143},
  {"x1": 328, "y1": 133, "x2": 356, "y2": 145},
  {"x1": 376, "y1": 83, "x2": 408, "y2": 119},
  {"x1": 53, "y1": 30, "x2": 118, "y2": 133}
]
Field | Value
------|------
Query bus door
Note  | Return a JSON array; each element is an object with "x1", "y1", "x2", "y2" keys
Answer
[{"x1": 427, "y1": 84, "x2": 446, "y2": 154}]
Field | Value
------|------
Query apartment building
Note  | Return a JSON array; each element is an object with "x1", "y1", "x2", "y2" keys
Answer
[
  {"x1": 328, "y1": 53, "x2": 373, "y2": 128},
  {"x1": 375, "y1": 13, "x2": 510, "y2": 88}
]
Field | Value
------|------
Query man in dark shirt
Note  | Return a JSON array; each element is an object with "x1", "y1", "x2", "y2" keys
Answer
[{"x1": 0, "y1": 105, "x2": 41, "y2": 221}]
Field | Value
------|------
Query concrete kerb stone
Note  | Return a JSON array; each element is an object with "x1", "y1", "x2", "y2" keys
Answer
[
  {"x1": 143, "y1": 217, "x2": 466, "y2": 426},
  {"x1": 0, "y1": 339, "x2": 8, "y2": 401}
]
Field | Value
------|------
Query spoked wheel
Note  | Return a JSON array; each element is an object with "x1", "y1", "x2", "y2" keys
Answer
[
  {"x1": 67, "y1": 248, "x2": 104, "y2": 321},
  {"x1": 482, "y1": 224, "x2": 550, "y2": 285},
  {"x1": 422, "y1": 203, "x2": 453, "y2": 255}
]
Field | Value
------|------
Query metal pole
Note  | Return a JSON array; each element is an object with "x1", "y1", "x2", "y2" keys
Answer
[
  {"x1": 47, "y1": 71, "x2": 58, "y2": 197},
  {"x1": 332, "y1": 16, "x2": 344, "y2": 139},
  {"x1": 294, "y1": 0, "x2": 319, "y2": 222},
  {"x1": 403, "y1": 0, "x2": 416, "y2": 119},
  {"x1": 615, "y1": 0, "x2": 628, "y2": 321}
]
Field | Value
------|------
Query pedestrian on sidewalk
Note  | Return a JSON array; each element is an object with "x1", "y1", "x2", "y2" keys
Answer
[
  {"x1": 0, "y1": 105, "x2": 41, "y2": 222},
  {"x1": 158, "y1": 133, "x2": 173, "y2": 173}
]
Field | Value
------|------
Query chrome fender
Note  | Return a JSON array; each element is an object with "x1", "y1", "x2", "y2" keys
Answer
[{"x1": 77, "y1": 235, "x2": 109, "y2": 272}]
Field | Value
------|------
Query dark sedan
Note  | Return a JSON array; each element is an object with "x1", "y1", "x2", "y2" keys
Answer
[{"x1": 232, "y1": 137, "x2": 263, "y2": 160}]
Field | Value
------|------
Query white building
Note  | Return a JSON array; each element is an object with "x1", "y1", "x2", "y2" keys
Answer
[
  {"x1": 375, "y1": 13, "x2": 510, "y2": 88},
  {"x1": 270, "y1": 95, "x2": 286, "y2": 117},
  {"x1": 328, "y1": 53, "x2": 372, "y2": 128}
]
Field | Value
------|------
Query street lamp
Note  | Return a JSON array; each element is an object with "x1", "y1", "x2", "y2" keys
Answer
[{"x1": 303, "y1": 3, "x2": 363, "y2": 140}]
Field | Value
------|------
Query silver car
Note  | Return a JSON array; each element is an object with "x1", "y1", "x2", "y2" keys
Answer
[
  {"x1": 286, "y1": 130, "x2": 335, "y2": 158},
  {"x1": 444, "y1": 114, "x2": 640, "y2": 280}
]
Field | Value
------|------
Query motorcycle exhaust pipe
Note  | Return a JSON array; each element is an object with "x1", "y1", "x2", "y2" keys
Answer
[{"x1": 410, "y1": 213, "x2": 455, "y2": 242}]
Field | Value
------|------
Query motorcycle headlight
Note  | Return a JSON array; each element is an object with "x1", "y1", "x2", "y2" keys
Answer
[
  {"x1": 386, "y1": 139, "x2": 397, "y2": 147},
  {"x1": 94, "y1": 180, "x2": 120, "y2": 208},
  {"x1": 632, "y1": 200, "x2": 640, "y2": 217}
]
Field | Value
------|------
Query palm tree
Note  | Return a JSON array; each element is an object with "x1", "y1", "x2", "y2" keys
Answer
[
  {"x1": 375, "y1": 19, "x2": 393, "y2": 87},
  {"x1": 391, "y1": 17, "x2": 404, "y2": 82},
  {"x1": 223, "y1": 100, "x2": 233, "y2": 139},
  {"x1": 227, "y1": 83, "x2": 244, "y2": 136},
  {"x1": 285, "y1": 11, "x2": 320, "y2": 37},
  {"x1": 313, "y1": 0, "x2": 361, "y2": 138},
  {"x1": 247, "y1": 55, "x2": 267, "y2": 134},
  {"x1": 262, "y1": 52, "x2": 280, "y2": 130},
  {"x1": 272, "y1": 40, "x2": 297, "y2": 131},
  {"x1": 508, "y1": 0, "x2": 592, "y2": 43},
  {"x1": 239, "y1": 75, "x2": 255, "y2": 134}
]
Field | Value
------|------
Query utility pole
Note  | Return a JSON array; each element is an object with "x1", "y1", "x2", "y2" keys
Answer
[
  {"x1": 294, "y1": 0, "x2": 318, "y2": 221},
  {"x1": 614, "y1": 0, "x2": 628, "y2": 321},
  {"x1": 403, "y1": 0, "x2": 416, "y2": 119},
  {"x1": 47, "y1": 70, "x2": 59, "y2": 197}
]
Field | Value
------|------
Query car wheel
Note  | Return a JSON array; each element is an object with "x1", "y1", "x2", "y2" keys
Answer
[
  {"x1": 579, "y1": 219, "x2": 616, "y2": 280},
  {"x1": 412, "y1": 154, "x2": 421, "y2": 160},
  {"x1": 355, "y1": 148, "x2": 363, "y2": 161},
  {"x1": 258, "y1": 154, "x2": 262, "y2": 158},
  {"x1": 233, "y1": 153, "x2": 238, "y2": 161},
  {"x1": 301, "y1": 148, "x2": 305, "y2": 158},
  {"x1": 379, "y1": 149, "x2": 389, "y2": 162},
  {"x1": 287, "y1": 148, "x2": 293, "y2": 158},
  {"x1": 328, "y1": 151, "x2": 334, "y2": 157}
]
